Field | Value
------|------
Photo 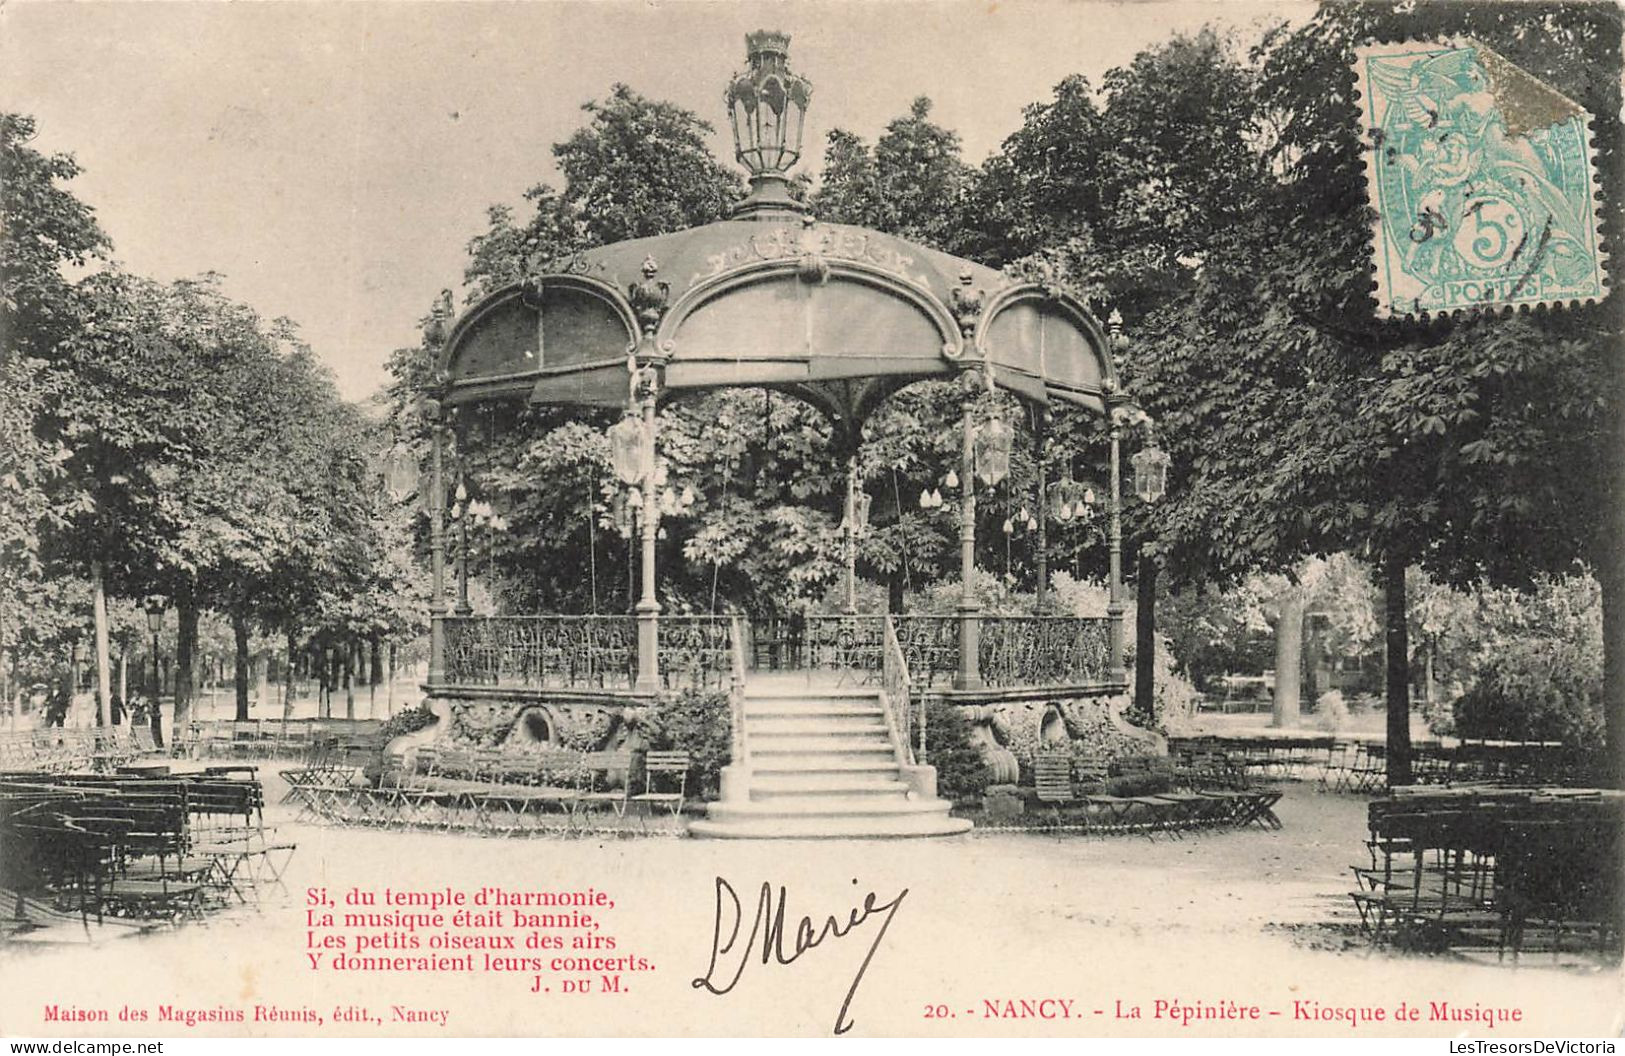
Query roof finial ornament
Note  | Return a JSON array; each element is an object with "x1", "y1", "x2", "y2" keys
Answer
[{"x1": 424, "y1": 288, "x2": 454, "y2": 348}]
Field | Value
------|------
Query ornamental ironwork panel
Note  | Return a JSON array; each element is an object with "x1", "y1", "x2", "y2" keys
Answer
[
  {"x1": 881, "y1": 616, "x2": 918, "y2": 764},
  {"x1": 979, "y1": 616, "x2": 1110, "y2": 688},
  {"x1": 659, "y1": 616, "x2": 734, "y2": 691},
  {"x1": 747, "y1": 616, "x2": 804, "y2": 671},
  {"x1": 892, "y1": 615, "x2": 959, "y2": 688},
  {"x1": 441, "y1": 616, "x2": 635, "y2": 690},
  {"x1": 803, "y1": 615, "x2": 884, "y2": 686}
]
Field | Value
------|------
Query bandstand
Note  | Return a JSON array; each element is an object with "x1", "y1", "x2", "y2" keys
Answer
[{"x1": 414, "y1": 31, "x2": 1166, "y2": 837}]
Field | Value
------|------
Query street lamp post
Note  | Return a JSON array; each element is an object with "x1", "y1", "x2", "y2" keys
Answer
[
  {"x1": 953, "y1": 367, "x2": 1014, "y2": 689},
  {"x1": 841, "y1": 458, "x2": 872, "y2": 614},
  {"x1": 144, "y1": 597, "x2": 166, "y2": 748}
]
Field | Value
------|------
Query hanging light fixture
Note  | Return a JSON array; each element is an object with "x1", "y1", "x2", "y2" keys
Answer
[
  {"x1": 944, "y1": 469, "x2": 959, "y2": 490},
  {"x1": 1132, "y1": 443, "x2": 1172, "y2": 504},
  {"x1": 852, "y1": 490, "x2": 873, "y2": 536},
  {"x1": 973, "y1": 416, "x2": 1012, "y2": 486},
  {"x1": 607, "y1": 415, "x2": 648, "y2": 485}
]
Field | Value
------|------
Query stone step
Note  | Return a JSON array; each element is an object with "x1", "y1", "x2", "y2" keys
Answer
[
  {"x1": 750, "y1": 780, "x2": 913, "y2": 800},
  {"x1": 748, "y1": 758, "x2": 902, "y2": 776},
  {"x1": 689, "y1": 802, "x2": 971, "y2": 839},
  {"x1": 742, "y1": 706, "x2": 886, "y2": 722},
  {"x1": 747, "y1": 717, "x2": 889, "y2": 736},
  {"x1": 705, "y1": 795, "x2": 948, "y2": 818},
  {"x1": 743, "y1": 685, "x2": 881, "y2": 700},
  {"x1": 749, "y1": 770, "x2": 910, "y2": 792},
  {"x1": 748, "y1": 739, "x2": 897, "y2": 756}
]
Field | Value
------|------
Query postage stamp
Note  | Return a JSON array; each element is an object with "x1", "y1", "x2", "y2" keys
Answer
[{"x1": 1354, "y1": 39, "x2": 1608, "y2": 318}]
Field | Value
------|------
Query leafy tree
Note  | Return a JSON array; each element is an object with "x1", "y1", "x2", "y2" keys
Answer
[
  {"x1": 1121, "y1": 4, "x2": 1622, "y2": 782},
  {"x1": 0, "y1": 112, "x2": 109, "y2": 705},
  {"x1": 813, "y1": 97, "x2": 972, "y2": 250}
]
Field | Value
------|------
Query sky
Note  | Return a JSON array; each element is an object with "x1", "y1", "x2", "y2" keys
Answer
[{"x1": 1, "y1": 0, "x2": 1304, "y2": 403}]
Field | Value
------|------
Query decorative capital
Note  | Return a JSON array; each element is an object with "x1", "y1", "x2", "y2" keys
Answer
[
  {"x1": 949, "y1": 268, "x2": 984, "y2": 340},
  {"x1": 627, "y1": 255, "x2": 671, "y2": 340}
]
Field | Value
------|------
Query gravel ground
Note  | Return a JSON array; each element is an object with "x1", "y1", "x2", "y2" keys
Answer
[{"x1": 2, "y1": 769, "x2": 1619, "y2": 1039}]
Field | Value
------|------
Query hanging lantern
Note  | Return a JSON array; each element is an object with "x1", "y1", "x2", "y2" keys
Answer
[
  {"x1": 607, "y1": 415, "x2": 647, "y2": 485},
  {"x1": 626, "y1": 488, "x2": 643, "y2": 509},
  {"x1": 381, "y1": 444, "x2": 419, "y2": 503},
  {"x1": 1026, "y1": 516, "x2": 1038, "y2": 532},
  {"x1": 931, "y1": 488, "x2": 944, "y2": 508},
  {"x1": 944, "y1": 469, "x2": 959, "y2": 489},
  {"x1": 680, "y1": 485, "x2": 697, "y2": 507},
  {"x1": 974, "y1": 416, "x2": 1012, "y2": 486},
  {"x1": 725, "y1": 31, "x2": 813, "y2": 179},
  {"x1": 1132, "y1": 444, "x2": 1172, "y2": 504},
  {"x1": 1018, "y1": 506, "x2": 1030, "y2": 522},
  {"x1": 1002, "y1": 518, "x2": 1014, "y2": 535},
  {"x1": 852, "y1": 491, "x2": 873, "y2": 535}
]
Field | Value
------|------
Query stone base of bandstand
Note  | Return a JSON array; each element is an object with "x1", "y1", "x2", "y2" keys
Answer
[{"x1": 688, "y1": 761, "x2": 971, "y2": 839}]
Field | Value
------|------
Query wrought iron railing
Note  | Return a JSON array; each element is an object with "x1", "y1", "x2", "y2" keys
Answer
[
  {"x1": 803, "y1": 615, "x2": 885, "y2": 686},
  {"x1": 441, "y1": 615, "x2": 635, "y2": 689},
  {"x1": 727, "y1": 616, "x2": 748, "y2": 766},
  {"x1": 880, "y1": 616, "x2": 919, "y2": 764},
  {"x1": 892, "y1": 615, "x2": 959, "y2": 688},
  {"x1": 438, "y1": 612, "x2": 1111, "y2": 693},
  {"x1": 658, "y1": 615, "x2": 734, "y2": 691},
  {"x1": 978, "y1": 616, "x2": 1111, "y2": 688}
]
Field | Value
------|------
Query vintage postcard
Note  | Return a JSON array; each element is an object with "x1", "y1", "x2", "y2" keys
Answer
[{"x1": 1, "y1": 0, "x2": 1621, "y2": 1044}]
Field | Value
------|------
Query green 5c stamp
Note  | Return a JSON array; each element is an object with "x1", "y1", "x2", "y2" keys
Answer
[{"x1": 1355, "y1": 39, "x2": 1607, "y2": 318}]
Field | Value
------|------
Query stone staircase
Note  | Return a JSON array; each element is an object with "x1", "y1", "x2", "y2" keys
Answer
[{"x1": 687, "y1": 680, "x2": 971, "y2": 839}]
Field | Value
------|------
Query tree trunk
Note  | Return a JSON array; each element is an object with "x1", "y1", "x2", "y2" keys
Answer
[
  {"x1": 369, "y1": 635, "x2": 381, "y2": 718},
  {"x1": 1384, "y1": 553, "x2": 1413, "y2": 787},
  {"x1": 1270, "y1": 588, "x2": 1304, "y2": 728},
  {"x1": 1134, "y1": 552, "x2": 1157, "y2": 722},
  {"x1": 285, "y1": 630, "x2": 297, "y2": 720},
  {"x1": 255, "y1": 651, "x2": 270, "y2": 712},
  {"x1": 91, "y1": 559, "x2": 111, "y2": 727},
  {"x1": 175, "y1": 580, "x2": 198, "y2": 727},
  {"x1": 117, "y1": 653, "x2": 127, "y2": 717},
  {"x1": 232, "y1": 613, "x2": 251, "y2": 722},
  {"x1": 1600, "y1": 550, "x2": 1624, "y2": 789},
  {"x1": 344, "y1": 639, "x2": 356, "y2": 720},
  {"x1": 888, "y1": 568, "x2": 905, "y2": 614},
  {"x1": 387, "y1": 641, "x2": 397, "y2": 717}
]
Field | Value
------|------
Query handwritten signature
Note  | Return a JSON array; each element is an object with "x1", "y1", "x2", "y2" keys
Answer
[{"x1": 692, "y1": 876, "x2": 908, "y2": 1036}]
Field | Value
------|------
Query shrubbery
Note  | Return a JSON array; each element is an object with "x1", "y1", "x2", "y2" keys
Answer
[
  {"x1": 641, "y1": 689, "x2": 734, "y2": 799},
  {"x1": 922, "y1": 700, "x2": 991, "y2": 803},
  {"x1": 378, "y1": 703, "x2": 436, "y2": 742},
  {"x1": 1453, "y1": 637, "x2": 1602, "y2": 745}
]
